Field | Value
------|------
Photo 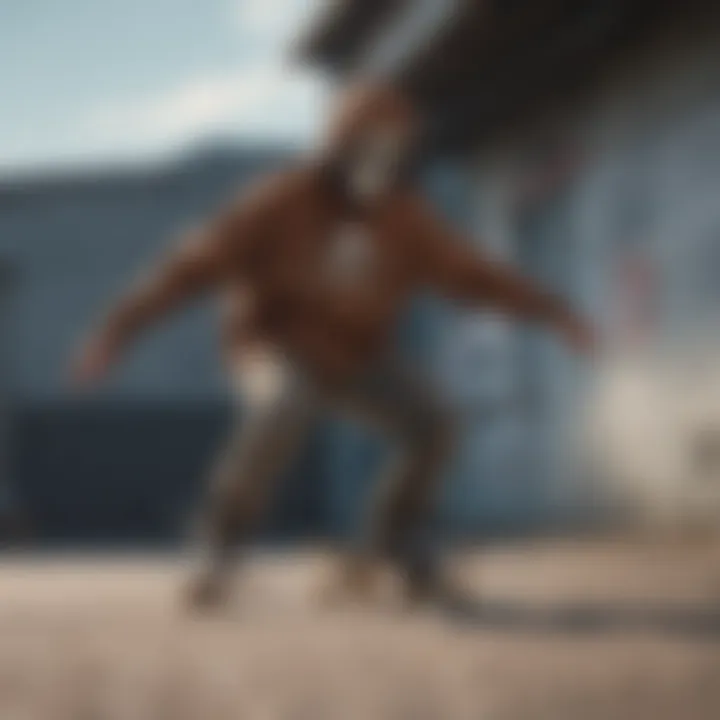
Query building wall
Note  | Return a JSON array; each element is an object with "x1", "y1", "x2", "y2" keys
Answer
[
  {"x1": 0, "y1": 150, "x2": 288, "y2": 402},
  {"x1": 450, "y1": 25, "x2": 720, "y2": 530},
  {"x1": 570, "y1": 30, "x2": 720, "y2": 527},
  {"x1": 429, "y1": 154, "x2": 559, "y2": 534}
]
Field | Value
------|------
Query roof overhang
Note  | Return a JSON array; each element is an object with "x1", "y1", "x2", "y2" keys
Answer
[
  {"x1": 293, "y1": 0, "x2": 410, "y2": 73},
  {"x1": 296, "y1": 0, "x2": 720, "y2": 155}
]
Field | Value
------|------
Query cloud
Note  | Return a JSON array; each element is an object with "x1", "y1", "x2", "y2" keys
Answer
[
  {"x1": 3, "y1": 0, "x2": 329, "y2": 172},
  {"x1": 78, "y1": 0, "x2": 330, "y2": 159},
  {"x1": 233, "y1": 0, "x2": 318, "y2": 50},
  {"x1": 84, "y1": 60, "x2": 328, "y2": 156}
]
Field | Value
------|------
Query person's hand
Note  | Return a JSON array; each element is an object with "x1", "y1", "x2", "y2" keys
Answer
[{"x1": 70, "y1": 332, "x2": 120, "y2": 389}]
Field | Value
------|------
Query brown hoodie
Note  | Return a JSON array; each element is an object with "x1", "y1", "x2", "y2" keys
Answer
[{"x1": 89, "y1": 82, "x2": 590, "y2": 382}]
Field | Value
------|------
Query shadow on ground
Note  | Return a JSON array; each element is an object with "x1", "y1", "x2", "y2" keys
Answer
[{"x1": 435, "y1": 592, "x2": 720, "y2": 641}]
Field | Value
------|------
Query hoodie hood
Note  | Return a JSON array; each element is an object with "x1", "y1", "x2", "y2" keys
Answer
[{"x1": 321, "y1": 81, "x2": 420, "y2": 207}]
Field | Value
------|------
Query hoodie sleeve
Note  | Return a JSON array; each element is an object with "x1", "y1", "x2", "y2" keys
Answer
[
  {"x1": 91, "y1": 173, "x2": 283, "y2": 349},
  {"x1": 405, "y1": 192, "x2": 574, "y2": 325}
]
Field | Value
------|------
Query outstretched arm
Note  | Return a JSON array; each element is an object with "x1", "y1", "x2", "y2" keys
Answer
[
  {"x1": 71, "y1": 179, "x2": 276, "y2": 386},
  {"x1": 407, "y1": 194, "x2": 596, "y2": 354}
]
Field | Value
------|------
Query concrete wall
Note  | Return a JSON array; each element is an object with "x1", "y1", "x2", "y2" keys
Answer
[
  {"x1": 0, "y1": 149, "x2": 289, "y2": 402},
  {"x1": 452, "y1": 24, "x2": 720, "y2": 530}
]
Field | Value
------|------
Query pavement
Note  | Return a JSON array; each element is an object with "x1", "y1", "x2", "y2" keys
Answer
[{"x1": 0, "y1": 538, "x2": 719, "y2": 719}]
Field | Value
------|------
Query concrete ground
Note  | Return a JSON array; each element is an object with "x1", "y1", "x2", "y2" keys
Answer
[{"x1": 0, "y1": 539, "x2": 719, "y2": 720}]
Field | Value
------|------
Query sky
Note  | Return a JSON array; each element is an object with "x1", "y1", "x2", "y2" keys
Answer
[{"x1": 0, "y1": 0, "x2": 330, "y2": 175}]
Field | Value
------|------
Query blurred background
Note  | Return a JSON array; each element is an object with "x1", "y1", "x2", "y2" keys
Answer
[
  {"x1": 3, "y1": 0, "x2": 720, "y2": 547},
  {"x1": 3, "y1": 2, "x2": 720, "y2": 719}
]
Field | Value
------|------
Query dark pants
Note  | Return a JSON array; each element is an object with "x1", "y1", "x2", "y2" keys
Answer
[{"x1": 199, "y1": 352, "x2": 454, "y2": 584}]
